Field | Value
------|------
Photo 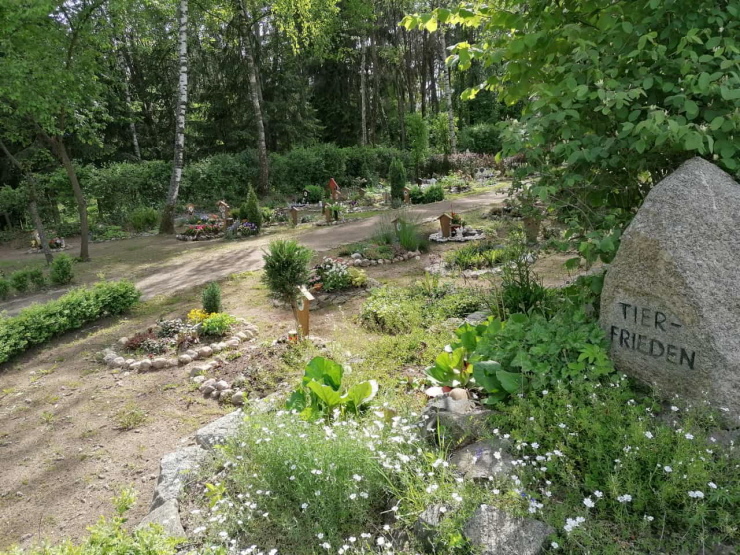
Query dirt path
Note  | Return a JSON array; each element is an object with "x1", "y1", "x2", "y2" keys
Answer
[{"x1": 2, "y1": 190, "x2": 507, "y2": 315}]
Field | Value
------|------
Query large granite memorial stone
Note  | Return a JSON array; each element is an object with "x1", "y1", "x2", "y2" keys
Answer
[{"x1": 600, "y1": 158, "x2": 740, "y2": 425}]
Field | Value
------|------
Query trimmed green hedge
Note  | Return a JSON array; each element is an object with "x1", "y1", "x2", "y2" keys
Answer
[{"x1": 0, "y1": 281, "x2": 140, "y2": 364}]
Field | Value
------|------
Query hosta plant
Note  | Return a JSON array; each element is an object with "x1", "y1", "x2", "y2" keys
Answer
[{"x1": 286, "y1": 356, "x2": 378, "y2": 420}]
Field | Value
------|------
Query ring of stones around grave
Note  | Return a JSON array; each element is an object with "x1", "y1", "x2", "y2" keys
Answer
[
  {"x1": 99, "y1": 322, "x2": 259, "y2": 372},
  {"x1": 349, "y1": 250, "x2": 422, "y2": 267}
]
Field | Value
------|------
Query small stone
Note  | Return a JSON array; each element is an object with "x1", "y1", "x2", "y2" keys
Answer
[
  {"x1": 225, "y1": 339, "x2": 240, "y2": 348},
  {"x1": 111, "y1": 357, "x2": 125, "y2": 368},
  {"x1": 167, "y1": 358, "x2": 178, "y2": 368},
  {"x1": 219, "y1": 389, "x2": 233, "y2": 401},
  {"x1": 449, "y1": 388, "x2": 468, "y2": 400},
  {"x1": 190, "y1": 365, "x2": 209, "y2": 378},
  {"x1": 201, "y1": 386, "x2": 215, "y2": 397},
  {"x1": 351, "y1": 252, "x2": 362, "y2": 260},
  {"x1": 209, "y1": 390, "x2": 220, "y2": 400},
  {"x1": 185, "y1": 349, "x2": 199, "y2": 359},
  {"x1": 210, "y1": 343, "x2": 223, "y2": 354},
  {"x1": 138, "y1": 359, "x2": 152, "y2": 372},
  {"x1": 413, "y1": 504, "x2": 449, "y2": 551},
  {"x1": 178, "y1": 355, "x2": 193, "y2": 365},
  {"x1": 125, "y1": 358, "x2": 135, "y2": 365},
  {"x1": 198, "y1": 346, "x2": 213, "y2": 358},
  {"x1": 118, "y1": 337, "x2": 129, "y2": 346},
  {"x1": 199, "y1": 378, "x2": 216, "y2": 391},
  {"x1": 415, "y1": 255, "x2": 421, "y2": 261},
  {"x1": 151, "y1": 358, "x2": 169, "y2": 370},
  {"x1": 236, "y1": 332, "x2": 248, "y2": 340},
  {"x1": 231, "y1": 392, "x2": 245, "y2": 406},
  {"x1": 192, "y1": 375, "x2": 206, "y2": 384},
  {"x1": 136, "y1": 499, "x2": 185, "y2": 538},
  {"x1": 354, "y1": 259, "x2": 362, "y2": 267},
  {"x1": 214, "y1": 380, "x2": 229, "y2": 391},
  {"x1": 449, "y1": 440, "x2": 514, "y2": 481}
]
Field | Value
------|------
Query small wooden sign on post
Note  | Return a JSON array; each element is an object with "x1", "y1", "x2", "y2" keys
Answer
[
  {"x1": 438, "y1": 213, "x2": 452, "y2": 238},
  {"x1": 403, "y1": 187, "x2": 411, "y2": 205},
  {"x1": 217, "y1": 200, "x2": 230, "y2": 232},
  {"x1": 295, "y1": 285, "x2": 315, "y2": 337},
  {"x1": 290, "y1": 207, "x2": 299, "y2": 227}
]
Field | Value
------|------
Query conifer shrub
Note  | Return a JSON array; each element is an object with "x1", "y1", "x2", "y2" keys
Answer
[
  {"x1": 202, "y1": 282, "x2": 222, "y2": 314},
  {"x1": 389, "y1": 158, "x2": 407, "y2": 201},
  {"x1": 240, "y1": 186, "x2": 263, "y2": 232}
]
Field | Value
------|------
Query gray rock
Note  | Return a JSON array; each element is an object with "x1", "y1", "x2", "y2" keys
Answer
[
  {"x1": 190, "y1": 365, "x2": 209, "y2": 378},
  {"x1": 199, "y1": 378, "x2": 216, "y2": 391},
  {"x1": 214, "y1": 380, "x2": 229, "y2": 391},
  {"x1": 422, "y1": 396, "x2": 492, "y2": 446},
  {"x1": 231, "y1": 391, "x2": 245, "y2": 406},
  {"x1": 413, "y1": 504, "x2": 450, "y2": 551},
  {"x1": 196, "y1": 410, "x2": 244, "y2": 448},
  {"x1": 129, "y1": 362, "x2": 141, "y2": 372},
  {"x1": 198, "y1": 346, "x2": 213, "y2": 358},
  {"x1": 236, "y1": 331, "x2": 249, "y2": 341},
  {"x1": 111, "y1": 357, "x2": 126, "y2": 368},
  {"x1": 150, "y1": 446, "x2": 208, "y2": 511},
  {"x1": 600, "y1": 158, "x2": 740, "y2": 422},
  {"x1": 151, "y1": 358, "x2": 169, "y2": 370},
  {"x1": 209, "y1": 390, "x2": 221, "y2": 400},
  {"x1": 465, "y1": 310, "x2": 493, "y2": 326},
  {"x1": 463, "y1": 505, "x2": 554, "y2": 555},
  {"x1": 450, "y1": 440, "x2": 514, "y2": 480},
  {"x1": 178, "y1": 355, "x2": 193, "y2": 365},
  {"x1": 137, "y1": 500, "x2": 185, "y2": 538},
  {"x1": 449, "y1": 388, "x2": 468, "y2": 401},
  {"x1": 248, "y1": 392, "x2": 284, "y2": 414},
  {"x1": 225, "y1": 339, "x2": 240, "y2": 348},
  {"x1": 192, "y1": 375, "x2": 206, "y2": 385},
  {"x1": 118, "y1": 337, "x2": 129, "y2": 346},
  {"x1": 210, "y1": 343, "x2": 223, "y2": 354},
  {"x1": 351, "y1": 252, "x2": 363, "y2": 260},
  {"x1": 185, "y1": 349, "x2": 199, "y2": 359},
  {"x1": 138, "y1": 359, "x2": 152, "y2": 372}
]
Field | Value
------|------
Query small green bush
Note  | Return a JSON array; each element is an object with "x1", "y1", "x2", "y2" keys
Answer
[
  {"x1": 240, "y1": 186, "x2": 262, "y2": 231},
  {"x1": 501, "y1": 231, "x2": 549, "y2": 314},
  {"x1": 26, "y1": 268, "x2": 46, "y2": 289},
  {"x1": 397, "y1": 219, "x2": 427, "y2": 252},
  {"x1": 202, "y1": 282, "x2": 222, "y2": 314},
  {"x1": 262, "y1": 239, "x2": 313, "y2": 305},
  {"x1": 0, "y1": 281, "x2": 140, "y2": 364},
  {"x1": 424, "y1": 183, "x2": 445, "y2": 203},
  {"x1": 9, "y1": 270, "x2": 29, "y2": 293},
  {"x1": 458, "y1": 122, "x2": 502, "y2": 154},
  {"x1": 49, "y1": 254, "x2": 74, "y2": 285},
  {"x1": 389, "y1": 158, "x2": 407, "y2": 201},
  {"x1": 128, "y1": 206, "x2": 159, "y2": 232},
  {"x1": 200, "y1": 312, "x2": 237, "y2": 336},
  {"x1": 360, "y1": 287, "x2": 424, "y2": 334},
  {"x1": 445, "y1": 240, "x2": 506, "y2": 270},
  {"x1": 409, "y1": 186, "x2": 425, "y2": 204},
  {"x1": 304, "y1": 185, "x2": 325, "y2": 203},
  {"x1": 0, "y1": 278, "x2": 10, "y2": 300}
]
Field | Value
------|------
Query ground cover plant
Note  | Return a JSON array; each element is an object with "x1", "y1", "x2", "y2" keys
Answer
[
  {"x1": 0, "y1": 281, "x2": 140, "y2": 364},
  {"x1": 444, "y1": 239, "x2": 505, "y2": 270}
]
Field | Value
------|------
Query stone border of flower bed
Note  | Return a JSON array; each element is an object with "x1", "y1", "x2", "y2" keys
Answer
[
  {"x1": 349, "y1": 250, "x2": 422, "y2": 267},
  {"x1": 99, "y1": 323, "x2": 258, "y2": 373},
  {"x1": 175, "y1": 233, "x2": 225, "y2": 242},
  {"x1": 429, "y1": 229, "x2": 486, "y2": 243}
]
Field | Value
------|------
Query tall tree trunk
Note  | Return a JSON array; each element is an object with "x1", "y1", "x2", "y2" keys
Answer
[
  {"x1": 420, "y1": 31, "x2": 428, "y2": 117},
  {"x1": 238, "y1": 1, "x2": 269, "y2": 194},
  {"x1": 439, "y1": 31, "x2": 457, "y2": 154},
  {"x1": 160, "y1": 0, "x2": 189, "y2": 235},
  {"x1": 116, "y1": 45, "x2": 142, "y2": 160},
  {"x1": 0, "y1": 140, "x2": 54, "y2": 264},
  {"x1": 360, "y1": 38, "x2": 368, "y2": 146}
]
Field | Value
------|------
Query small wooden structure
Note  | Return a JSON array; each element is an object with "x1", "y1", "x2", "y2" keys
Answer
[
  {"x1": 438, "y1": 213, "x2": 452, "y2": 238},
  {"x1": 290, "y1": 207, "x2": 299, "y2": 226},
  {"x1": 328, "y1": 178, "x2": 340, "y2": 201},
  {"x1": 295, "y1": 285, "x2": 315, "y2": 337},
  {"x1": 403, "y1": 187, "x2": 411, "y2": 205},
  {"x1": 217, "y1": 200, "x2": 230, "y2": 231}
]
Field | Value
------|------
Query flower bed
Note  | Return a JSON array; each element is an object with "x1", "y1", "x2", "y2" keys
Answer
[
  {"x1": 429, "y1": 227, "x2": 486, "y2": 243},
  {"x1": 177, "y1": 222, "x2": 224, "y2": 241}
]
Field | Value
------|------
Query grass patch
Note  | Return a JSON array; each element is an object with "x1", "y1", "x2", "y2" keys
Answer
[{"x1": 113, "y1": 403, "x2": 148, "y2": 431}]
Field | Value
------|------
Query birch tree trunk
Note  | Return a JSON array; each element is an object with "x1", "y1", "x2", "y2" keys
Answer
[
  {"x1": 238, "y1": 1, "x2": 269, "y2": 194},
  {"x1": 160, "y1": 0, "x2": 188, "y2": 235},
  {"x1": 0, "y1": 140, "x2": 54, "y2": 264},
  {"x1": 359, "y1": 38, "x2": 367, "y2": 146},
  {"x1": 439, "y1": 31, "x2": 457, "y2": 154}
]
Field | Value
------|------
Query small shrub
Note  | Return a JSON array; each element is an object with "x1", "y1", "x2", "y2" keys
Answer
[
  {"x1": 124, "y1": 331, "x2": 158, "y2": 352},
  {"x1": 303, "y1": 184, "x2": 325, "y2": 203},
  {"x1": 26, "y1": 268, "x2": 46, "y2": 289},
  {"x1": 501, "y1": 231, "x2": 548, "y2": 314},
  {"x1": 49, "y1": 254, "x2": 74, "y2": 285},
  {"x1": 262, "y1": 239, "x2": 313, "y2": 306},
  {"x1": 202, "y1": 282, "x2": 222, "y2": 314},
  {"x1": 360, "y1": 287, "x2": 424, "y2": 334},
  {"x1": 200, "y1": 313, "x2": 237, "y2": 336},
  {"x1": 423, "y1": 183, "x2": 445, "y2": 203},
  {"x1": 445, "y1": 240, "x2": 506, "y2": 270},
  {"x1": 128, "y1": 206, "x2": 159, "y2": 232},
  {"x1": 347, "y1": 267, "x2": 367, "y2": 287},
  {"x1": 409, "y1": 186, "x2": 425, "y2": 204},
  {"x1": 187, "y1": 308, "x2": 210, "y2": 324},
  {"x1": 389, "y1": 157, "x2": 407, "y2": 201},
  {"x1": 9, "y1": 270, "x2": 29, "y2": 293},
  {"x1": 0, "y1": 278, "x2": 10, "y2": 300},
  {"x1": 240, "y1": 186, "x2": 262, "y2": 231},
  {"x1": 156, "y1": 318, "x2": 188, "y2": 338}
]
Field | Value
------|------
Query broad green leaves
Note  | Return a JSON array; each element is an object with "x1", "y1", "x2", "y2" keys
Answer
[{"x1": 286, "y1": 356, "x2": 378, "y2": 420}]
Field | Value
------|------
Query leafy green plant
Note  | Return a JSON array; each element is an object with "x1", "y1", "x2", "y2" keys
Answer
[
  {"x1": 303, "y1": 184, "x2": 325, "y2": 203},
  {"x1": 128, "y1": 206, "x2": 159, "y2": 232},
  {"x1": 26, "y1": 268, "x2": 46, "y2": 289},
  {"x1": 445, "y1": 240, "x2": 505, "y2": 270},
  {"x1": 347, "y1": 266, "x2": 367, "y2": 287},
  {"x1": 202, "y1": 282, "x2": 222, "y2": 314},
  {"x1": 49, "y1": 254, "x2": 74, "y2": 285},
  {"x1": 262, "y1": 239, "x2": 313, "y2": 307},
  {"x1": 200, "y1": 313, "x2": 237, "y2": 336},
  {"x1": 465, "y1": 308, "x2": 614, "y2": 404},
  {"x1": 286, "y1": 356, "x2": 378, "y2": 420},
  {"x1": 389, "y1": 157, "x2": 407, "y2": 201},
  {"x1": 0, "y1": 278, "x2": 10, "y2": 300},
  {"x1": 360, "y1": 287, "x2": 424, "y2": 334},
  {"x1": 423, "y1": 183, "x2": 445, "y2": 203},
  {"x1": 9, "y1": 270, "x2": 29, "y2": 293},
  {"x1": 240, "y1": 186, "x2": 262, "y2": 231},
  {"x1": 500, "y1": 231, "x2": 548, "y2": 314},
  {"x1": 0, "y1": 281, "x2": 140, "y2": 364}
]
